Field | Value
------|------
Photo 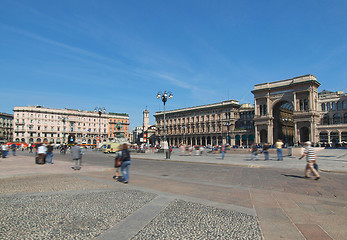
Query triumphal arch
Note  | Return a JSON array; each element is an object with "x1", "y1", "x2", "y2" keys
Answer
[{"x1": 252, "y1": 75, "x2": 321, "y2": 145}]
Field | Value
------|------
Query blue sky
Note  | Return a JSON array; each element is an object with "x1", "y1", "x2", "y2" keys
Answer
[{"x1": 1, "y1": 0, "x2": 347, "y2": 130}]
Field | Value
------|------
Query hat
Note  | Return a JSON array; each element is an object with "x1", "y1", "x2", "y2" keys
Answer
[{"x1": 304, "y1": 141, "x2": 311, "y2": 146}]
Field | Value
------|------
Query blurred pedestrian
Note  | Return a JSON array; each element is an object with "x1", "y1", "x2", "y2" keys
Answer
[
  {"x1": 275, "y1": 139, "x2": 284, "y2": 161},
  {"x1": 221, "y1": 144, "x2": 226, "y2": 159},
  {"x1": 113, "y1": 146, "x2": 122, "y2": 181},
  {"x1": 37, "y1": 143, "x2": 47, "y2": 164},
  {"x1": 262, "y1": 143, "x2": 270, "y2": 160},
  {"x1": 71, "y1": 143, "x2": 82, "y2": 170},
  {"x1": 2, "y1": 143, "x2": 8, "y2": 158},
  {"x1": 299, "y1": 141, "x2": 320, "y2": 180},
  {"x1": 120, "y1": 143, "x2": 131, "y2": 183},
  {"x1": 46, "y1": 142, "x2": 54, "y2": 164},
  {"x1": 11, "y1": 143, "x2": 16, "y2": 156},
  {"x1": 180, "y1": 144, "x2": 186, "y2": 155},
  {"x1": 250, "y1": 143, "x2": 259, "y2": 160},
  {"x1": 199, "y1": 146, "x2": 204, "y2": 156}
]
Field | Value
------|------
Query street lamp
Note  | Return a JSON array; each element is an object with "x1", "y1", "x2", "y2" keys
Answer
[
  {"x1": 61, "y1": 116, "x2": 68, "y2": 145},
  {"x1": 94, "y1": 107, "x2": 106, "y2": 148},
  {"x1": 157, "y1": 91, "x2": 173, "y2": 159},
  {"x1": 181, "y1": 126, "x2": 187, "y2": 145},
  {"x1": 223, "y1": 122, "x2": 232, "y2": 145}
]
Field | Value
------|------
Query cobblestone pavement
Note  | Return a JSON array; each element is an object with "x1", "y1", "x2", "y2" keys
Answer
[{"x1": 1, "y1": 150, "x2": 347, "y2": 239}]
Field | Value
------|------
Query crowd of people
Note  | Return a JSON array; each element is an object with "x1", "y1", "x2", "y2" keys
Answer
[{"x1": 1, "y1": 138, "x2": 325, "y2": 181}]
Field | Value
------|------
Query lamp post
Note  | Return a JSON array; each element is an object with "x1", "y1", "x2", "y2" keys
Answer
[
  {"x1": 61, "y1": 116, "x2": 68, "y2": 144},
  {"x1": 181, "y1": 126, "x2": 187, "y2": 145},
  {"x1": 157, "y1": 91, "x2": 173, "y2": 159},
  {"x1": 224, "y1": 122, "x2": 232, "y2": 145},
  {"x1": 94, "y1": 107, "x2": 106, "y2": 148}
]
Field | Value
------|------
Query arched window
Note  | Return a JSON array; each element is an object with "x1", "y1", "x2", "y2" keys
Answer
[
  {"x1": 337, "y1": 101, "x2": 342, "y2": 110},
  {"x1": 327, "y1": 102, "x2": 331, "y2": 111},
  {"x1": 321, "y1": 103, "x2": 326, "y2": 111},
  {"x1": 333, "y1": 114, "x2": 341, "y2": 124},
  {"x1": 300, "y1": 99, "x2": 304, "y2": 111},
  {"x1": 343, "y1": 101, "x2": 347, "y2": 109},
  {"x1": 332, "y1": 102, "x2": 336, "y2": 110},
  {"x1": 304, "y1": 99, "x2": 308, "y2": 110}
]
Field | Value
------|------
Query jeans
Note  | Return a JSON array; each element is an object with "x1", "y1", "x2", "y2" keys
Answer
[
  {"x1": 263, "y1": 151, "x2": 269, "y2": 160},
  {"x1": 277, "y1": 149, "x2": 283, "y2": 160},
  {"x1": 46, "y1": 152, "x2": 53, "y2": 164},
  {"x1": 251, "y1": 152, "x2": 258, "y2": 160},
  {"x1": 221, "y1": 151, "x2": 225, "y2": 159},
  {"x1": 73, "y1": 159, "x2": 81, "y2": 169},
  {"x1": 121, "y1": 161, "x2": 131, "y2": 182}
]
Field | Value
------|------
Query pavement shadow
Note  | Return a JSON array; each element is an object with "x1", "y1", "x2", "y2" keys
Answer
[{"x1": 282, "y1": 174, "x2": 306, "y2": 179}]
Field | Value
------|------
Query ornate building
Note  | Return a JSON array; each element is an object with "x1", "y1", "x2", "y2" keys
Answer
[
  {"x1": 13, "y1": 106, "x2": 129, "y2": 145},
  {"x1": 252, "y1": 75, "x2": 347, "y2": 145},
  {"x1": 154, "y1": 100, "x2": 254, "y2": 147},
  {"x1": 0, "y1": 113, "x2": 13, "y2": 142},
  {"x1": 108, "y1": 113, "x2": 130, "y2": 141},
  {"x1": 318, "y1": 90, "x2": 347, "y2": 145}
]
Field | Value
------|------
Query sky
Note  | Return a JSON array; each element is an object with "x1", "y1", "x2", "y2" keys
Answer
[{"x1": 1, "y1": 0, "x2": 347, "y2": 130}]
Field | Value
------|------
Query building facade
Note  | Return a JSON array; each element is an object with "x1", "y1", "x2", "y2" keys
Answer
[
  {"x1": 154, "y1": 100, "x2": 254, "y2": 147},
  {"x1": 0, "y1": 113, "x2": 13, "y2": 142},
  {"x1": 317, "y1": 90, "x2": 347, "y2": 145},
  {"x1": 252, "y1": 75, "x2": 347, "y2": 145},
  {"x1": 108, "y1": 113, "x2": 130, "y2": 140},
  {"x1": 13, "y1": 106, "x2": 129, "y2": 145}
]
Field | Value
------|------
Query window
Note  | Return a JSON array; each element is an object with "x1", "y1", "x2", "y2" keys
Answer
[
  {"x1": 321, "y1": 103, "x2": 326, "y2": 111},
  {"x1": 323, "y1": 115, "x2": 329, "y2": 125},
  {"x1": 327, "y1": 102, "x2": 331, "y2": 111},
  {"x1": 337, "y1": 101, "x2": 342, "y2": 110},
  {"x1": 343, "y1": 101, "x2": 347, "y2": 109},
  {"x1": 332, "y1": 102, "x2": 336, "y2": 111},
  {"x1": 344, "y1": 113, "x2": 347, "y2": 123},
  {"x1": 304, "y1": 99, "x2": 308, "y2": 110},
  {"x1": 333, "y1": 114, "x2": 341, "y2": 124}
]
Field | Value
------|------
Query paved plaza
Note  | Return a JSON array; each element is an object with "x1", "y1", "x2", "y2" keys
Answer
[{"x1": 0, "y1": 149, "x2": 346, "y2": 240}]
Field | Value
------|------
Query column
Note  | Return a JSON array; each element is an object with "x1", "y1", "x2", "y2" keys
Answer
[
  {"x1": 254, "y1": 125, "x2": 258, "y2": 143},
  {"x1": 266, "y1": 93, "x2": 270, "y2": 116},
  {"x1": 293, "y1": 92, "x2": 297, "y2": 111},
  {"x1": 294, "y1": 122, "x2": 297, "y2": 145},
  {"x1": 328, "y1": 131, "x2": 331, "y2": 144},
  {"x1": 309, "y1": 88, "x2": 313, "y2": 111}
]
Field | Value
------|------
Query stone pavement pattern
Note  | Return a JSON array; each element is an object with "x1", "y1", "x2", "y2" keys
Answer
[{"x1": 1, "y1": 149, "x2": 347, "y2": 239}]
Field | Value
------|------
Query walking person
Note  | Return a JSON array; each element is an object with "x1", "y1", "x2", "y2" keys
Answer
[
  {"x1": 113, "y1": 146, "x2": 122, "y2": 181},
  {"x1": 1, "y1": 143, "x2": 8, "y2": 158},
  {"x1": 46, "y1": 142, "x2": 54, "y2": 164},
  {"x1": 11, "y1": 143, "x2": 16, "y2": 156},
  {"x1": 275, "y1": 139, "x2": 284, "y2": 161},
  {"x1": 250, "y1": 143, "x2": 259, "y2": 160},
  {"x1": 71, "y1": 143, "x2": 82, "y2": 170},
  {"x1": 221, "y1": 144, "x2": 226, "y2": 159},
  {"x1": 120, "y1": 143, "x2": 131, "y2": 184},
  {"x1": 36, "y1": 143, "x2": 47, "y2": 164},
  {"x1": 299, "y1": 141, "x2": 320, "y2": 180},
  {"x1": 262, "y1": 143, "x2": 270, "y2": 160}
]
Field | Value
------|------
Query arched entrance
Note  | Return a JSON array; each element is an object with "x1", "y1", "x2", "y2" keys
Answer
[
  {"x1": 300, "y1": 127, "x2": 309, "y2": 143},
  {"x1": 260, "y1": 129, "x2": 267, "y2": 143},
  {"x1": 252, "y1": 75, "x2": 321, "y2": 145},
  {"x1": 273, "y1": 101, "x2": 294, "y2": 146}
]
